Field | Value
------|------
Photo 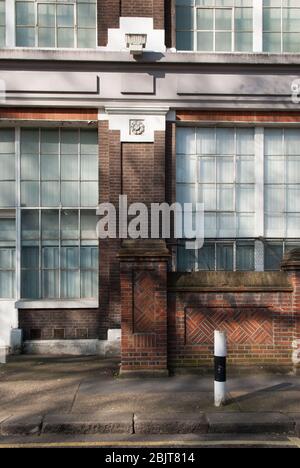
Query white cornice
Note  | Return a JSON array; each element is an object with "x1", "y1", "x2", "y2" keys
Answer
[{"x1": 104, "y1": 106, "x2": 170, "y2": 116}]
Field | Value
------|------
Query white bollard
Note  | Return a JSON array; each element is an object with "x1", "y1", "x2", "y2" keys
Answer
[
  {"x1": 214, "y1": 330, "x2": 227, "y2": 407},
  {"x1": 0, "y1": 339, "x2": 6, "y2": 364}
]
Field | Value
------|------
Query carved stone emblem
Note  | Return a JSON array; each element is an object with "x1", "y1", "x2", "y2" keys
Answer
[{"x1": 129, "y1": 119, "x2": 145, "y2": 136}]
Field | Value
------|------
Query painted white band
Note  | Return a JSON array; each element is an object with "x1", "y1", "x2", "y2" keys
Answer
[
  {"x1": 214, "y1": 330, "x2": 227, "y2": 357},
  {"x1": 214, "y1": 381, "x2": 226, "y2": 407}
]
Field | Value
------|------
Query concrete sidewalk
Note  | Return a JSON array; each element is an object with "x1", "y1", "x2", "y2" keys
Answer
[{"x1": 0, "y1": 356, "x2": 300, "y2": 436}]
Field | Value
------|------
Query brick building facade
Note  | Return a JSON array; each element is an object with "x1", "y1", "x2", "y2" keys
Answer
[{"x1": 0, "y1": 0, "x2": 300, "y2": 373}]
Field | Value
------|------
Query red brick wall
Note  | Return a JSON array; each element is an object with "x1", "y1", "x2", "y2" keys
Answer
[
  {"x1": 19, "y1": 309, "x2": 100, "y2": 341},
  {"x1": 0, "y1": 108, "x2": 97, "y2": 121},
  {"x1": 98, "y1": 0, "x2": 165, "y2": 46},
  {"x1": 168, "y1": 290, "x2": 295, "y2": 368}
]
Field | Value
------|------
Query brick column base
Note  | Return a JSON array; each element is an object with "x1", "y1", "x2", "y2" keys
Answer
[
  {"x1": 281, "y1": 248, "x2": 300, "y2": 372},
  {"x1": 119, "y1": 240, "x2": 170, "y2": 376}
]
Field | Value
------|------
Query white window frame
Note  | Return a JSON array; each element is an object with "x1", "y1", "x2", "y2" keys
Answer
[
  {"x1": 3, "y1": 0, "x2": 97, "y2": 48},
  {"x1": 175, "y1": 0, "x2": 300, "y2": 54}
]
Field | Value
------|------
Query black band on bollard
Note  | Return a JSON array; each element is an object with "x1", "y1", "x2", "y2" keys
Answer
[{"x1": 214, "y1": 356, "x2": 226, "y2": 382}]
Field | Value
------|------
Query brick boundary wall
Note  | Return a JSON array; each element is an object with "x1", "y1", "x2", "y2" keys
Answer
[{"x1": 167, "y1": 290, "x2": 294, "y2": 368}]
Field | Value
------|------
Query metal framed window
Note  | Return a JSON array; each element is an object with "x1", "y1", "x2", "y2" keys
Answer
[
  {"x1": 176, "y1": 127, "x2": 256, "y2": 239},
  {"x1": 0, "y1": 217, "x2": 16, "y2": 298},
  {"x1": 177, "y1": 240, "x2": 255, "y2": 271},
  {"x1": 15, "y1": 0, "x2": 97, "y2": 48},
  {"x1": 176, "y1": 0, "x2": 253, "y2": 52},
  {"x1": 264, "y1": 239, "x2": 300, "y2": 270},
  {"x1": 176, "y1": 125, "x2": 300, "y2": 272},
  {"x1": 0, "y1": 0, "x2": 5, "y2": 47},
  {"x1": 19, "y1": 127, "x2": 98, "y2": 299},
  {"x1": 263, "y1": 0, "x2": 300, "y2": 53}
]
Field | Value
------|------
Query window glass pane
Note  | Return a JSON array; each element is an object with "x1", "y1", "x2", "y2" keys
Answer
[
  {"x1": 265, "y1": 243, "x2": 283, "y2": 271},
  {"x1": 287, "y1": 185, "x2": 300, "y2": 212},
  {"x1": 42, "y1": 246, "x2": 59, "y2": 268},
  {"x1": 263, "y1": 8, "x2": 281, "y2": 31},
  {"x1": 264, "y1": 129, "x2": 283, "y2": 155},
  {"x1": 0, "y1": 155, "x2": 15, "y2": 180},
  {"x1": 77, "y1": 3, "x2": 96, "y2": 28},
  {"x1": 61, "y1": 154, "x2": 78, "y2": 180},
  {"x1": 282, "y1": 7, "x2": 300, "y2": 32},
  {"x1": 57, "y1": 4, "x2": 74, "y2": 27},
  {"x1": 236, "y1": 243, "x2": 254, "y2": 271},
  {"x1": 21, "y1": 211, "x2": 39, "y2": 240},
  {"x1": 216, "y1": 244, "x2": 233, "y2": 271},
  {"x1": 0, "y1": 219, "x2": 16, "y2": 242},
  {"x1": 81, "y1": 269, "x2": 97, "y2": 298},
  {"x1": 61, "y1": 270, "x2": 79, "y2": 298},
  {"x1": 57, "y1": 28, "x2": 74, "y2": 48},
  {"x1": 61, "y1": 210, "x2": 78, "y2": 239},
  {"x1": 235, "y1": 7, "x2": 252, "y2": 30},
  {"x1": 61, "y1": 130, "x2": 79, "y2": 154},
  {"x1": 177, "y1": 183, "x2": 196, "y2": 204},
  {"x1": 21, "y1": 129, "x2": 39, "y2": 154},
  {"x1": 21, "y1": 269, "x2": 39, "y2": 299},
  {"x1": 176, "y1": 31, "x2": 193, "y2": 50},
  {"x1": 215, "y1": 31, "x2": 232, "y2": 51},
  {"x1": 21, "y1": 181, "x2": 39, "y2": 206},
  {"x1": 77, "y1": 28, "x2": 95, "y2": 47},
  {"x1": 61, "y1": 246, "x2": 79, "y2": 269},
  {"x1": 177, "y1": 155, "x2": 196, "y2": 183},
  {"x1": 80, "y1": 130, "x2": 98, "y2": 154},
  {"x1": 263, "y1": 33, "x2": 281, "y2": 52},
  {"x1": 196, "y1": 8, "x2": 213, "y2": 29},
  {"x1": 285, "y1": 129, "x2": 300, "y2": 155},
  {"x1": 42, "y1": 269, "x2": 59, "y2": 298},
  {"x1": 61, "y1": 182, "x2": 79, "y2": 206},
  {"x1": 0, "y1": 129, "x2": 15, "y2": 153},
  {"x1": 197, "y1": 128, "x2": 215, "y2": 155},
  {"x1": 177, "y1": 128, "x2": 196, "y2": 154},
  {"x1": 287, "y1": 156, "x2": 300, "y2": 183},
  {"x1": 237, "y1": 128, "x2": 254, "y2": 155},
  {"x1": 16, "y1": 2, "x2": 35, "y2": 26},
  {"x1": 81, "y1": 210, "x2": 97, "y2": 239},
  {"x1": 81, "y1": 154, "x2": 98, "y2": 180},
  {"x1": 38, "y1": 4, "x2": 55, "y2": 27},
  {"x1": 21, "y1": 154, "x2": 39, "y2": 180},
  {"x1": 237, "y1": 156, "x2": 254, "y2": 183},
  {"x1": 41, "y1": 210, "x2": 59, "y2": 240},
  {"x1": 197, "y1": 31, "x2": 213, "y2": 50},
  {"x1": 81, "y1": 182, "x2": 98, "y2": 206},
  {"x1": 235, "y1": 32, "x2": 252, "y2": 51},
  {"x1": 265, "y1": 156, "x2": 285, "y2": 184},
  {"x1": 38, "y1": 27, "x2": 55, "y2": 47},
  {"x1": 41, "y1": 154, "x2": 59, "y2": 180},
  {"x1": 237, "y1": 185, "x2": 254, "y2": 212},
  {"x1": 216, "y1": 128, "x2": 234, "y2": 155},
  {"x1": 283, "y1": 33, "x2": 300, "y2": 53},
  {"x1": 0, "y1": 182, "x2": 15, "y2": 207},
  {"x1": 16, "y1": 27, "x2": 35, "y2": 46},
  {"x1": 198, "y1": 244, "x2": 215, "y2": 270},
  {"x1": 202, "y1": 184, "x2": 216, "y2": 210},
  {"x1": 40, "y1": 129, "x2": 59, "y2": 154},
  {"x1": 215, "y1": 8, "x2": 231, "y2": 30},
  {"x1": 217, "y1": 157, "x2": 234, "y2": 183},
  {"x1": 265, "y1": 185, "x2": 285, "y2": 212},
  {"x1": 199, "y1": 157, "x2": 215, "y2": 183},
  {"x1": 41, "y1": 181, "x2": 60, "y2": 206},
  {"x1": 0, "y1": 26, "x2": 5, "y2": 47},
  {"x1": 0, "y1": 271, "x2": 15, "y2": 298},
  {"x1": 177, "y1": 245, "x2": 197, "y2": 271},
  {"x1": 217, "y1": 185, "x2": 234, "y2": 210}
]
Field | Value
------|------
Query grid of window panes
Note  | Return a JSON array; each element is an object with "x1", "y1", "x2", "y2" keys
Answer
[
  {"x1": 0, "y1": 129, "x2": 16, "y2": 208},
  {"x1": 0, "y1": 218, "x2": 16, "y2": 298},
  {"x1": 176, "y1": 127, "x2": 255, "y2": 239},
  {"x1": 264, "y1": 129, "x2": 300, "y2": 238},
  {"x1": 176, "y1": 0, "x2": 253, "y2": 52},
  {"x1": 263, "y1": 0, "x2": 300, "y2": 53},
  {"x1": 177, "y1": 240, "x2": 255, "y2": 271},
  {"x1": 20, "y1": 128, "x2": 98, "y2": 208},
  {"x1": 0, "y1": 0, "x2": 5, "y2": 47},
  {"x1": 21, "y1": 209, "x2": 98, "y2": 299},
  {"x1": 15, "y1": 0, "x2": 97, "y2": 48},
  {"x1": 264, "y1": 240, "x2": 300, "y2": 270},
  {"x1": 20, "y1": 127, "x2": 98, "y2": 299}
]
